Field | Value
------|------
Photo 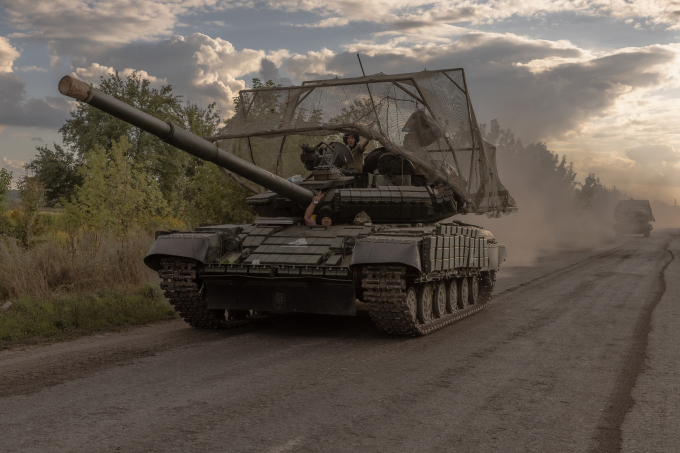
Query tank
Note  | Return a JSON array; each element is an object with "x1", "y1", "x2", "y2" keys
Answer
[
  {"x1": 58, "y1": 68, "x2": 517, "y2": 336},
  {"x1": 614, "y1": 199, "x2": 654, "y2": 238}
]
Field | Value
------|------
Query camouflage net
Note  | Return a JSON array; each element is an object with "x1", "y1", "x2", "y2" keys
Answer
[{"x1": 207, "y1": 69, "x2": 516, "y2": 216}]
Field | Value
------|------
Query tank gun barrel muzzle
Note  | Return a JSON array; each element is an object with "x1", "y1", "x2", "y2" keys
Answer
[{"x1": 58, "y1": 75, "x2": 315, "y2": 206}]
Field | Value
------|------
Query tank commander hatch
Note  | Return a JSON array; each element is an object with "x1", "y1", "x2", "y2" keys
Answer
[
  {"x1": 343, "y1": 133, "x2": 370, "y2": 172},
  {"x1": 304, "y1": 192, "x2": 334, "y2": 226}
]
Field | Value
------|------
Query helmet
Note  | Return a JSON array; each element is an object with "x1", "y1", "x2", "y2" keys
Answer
[{"x1": 342, "y1": 133, "x2": 360, "y2": 146}]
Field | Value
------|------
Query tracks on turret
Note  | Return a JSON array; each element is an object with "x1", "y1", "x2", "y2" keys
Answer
[
  {"x1": 159, "y1": 258, "x2": 252, "y2": 329},
  {"x1": 362, "y1": 265, "x2": 496, "y2": 336}
]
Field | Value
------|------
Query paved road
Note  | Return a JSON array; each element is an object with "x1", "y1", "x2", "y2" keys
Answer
[{"x1": 1, "y1": 230, "x2": 678, "y2": 452}]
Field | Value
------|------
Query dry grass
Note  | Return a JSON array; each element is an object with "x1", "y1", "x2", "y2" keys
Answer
[
  {"x1": 0, "y1": 230, "x2": 157, "y2": 299},
  {"x1": 0, "y1": 230, "x2": 176, "y2": 349}
]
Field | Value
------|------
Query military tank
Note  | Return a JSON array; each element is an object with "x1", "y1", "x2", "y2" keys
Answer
[
  {"x1": 614, "y1": 199, "x2": 654, "y2": 238},
  {"x1": 58, "y1": 68, "x2": 516, "y2": 336}
]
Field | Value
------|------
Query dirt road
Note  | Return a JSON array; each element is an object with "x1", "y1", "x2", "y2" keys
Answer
[{"x1": 1, "y1": 230, "x2": 678, "y2": 452}]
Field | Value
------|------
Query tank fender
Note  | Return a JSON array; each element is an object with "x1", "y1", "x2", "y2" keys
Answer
[
  {"x1": 349, "y1": 239, "x2": 422, "y2": 274},
  {"x1": 144, "y1": 233, "x2": 222, "y2": 271}
]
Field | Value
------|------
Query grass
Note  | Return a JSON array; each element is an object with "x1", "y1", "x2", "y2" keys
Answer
[{"x1": 0, "y1": 283, "x2": 177, "y2": 350}]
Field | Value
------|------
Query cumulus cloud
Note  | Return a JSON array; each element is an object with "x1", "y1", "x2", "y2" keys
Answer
[
  {"x1": 259, "y1": 58, "x2": 292, "y2": 86},
  {"x1": 73, "y1": 63, "x2": 168, "y2": 85},
  {"x1": 1, "y1": 157, "x2": 26, "y2": 172},
  {"x1": 0, "y1": 39, "x2": 70, "y2": 128},
  {"x1": 270, "y1": 0, "x2": 680, "y2": 34},
  {"x1": 69, "y1": 34, "x2": 291, "y2": 116},
  {"x1": 626, "y1": 144, "x2": 680, "y2": 164},
  {"x1": 0, "y1": 37, "x2": 20, "y2": 73},
  {"x1": 1, "y1": 0, "x2": 223, "y2": 57}
]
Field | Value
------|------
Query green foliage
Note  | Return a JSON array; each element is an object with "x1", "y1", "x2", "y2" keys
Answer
[
  {"x1": 57, "y1": 71, "x2": 225, "y2": 202},
  {"x1": 62, "y1": 138, "x2": 169, "y2": 233},
  {"x1": 232, "y1": 78, "x2": 282, "y2": 113},
  {"x1": 0, "y1": 284, "x2": 176, "y2": 349},
  {"x1": 12, "y1": 175, "x2": 48, "y2": 246},
  {"x1": 24, "y1": 144, "x2": 82, "y2": 207},
  {"x1": 0, "y1": 169, "x2": 11, "y2": 236},
  {"x1": 178, "y1": 162, "x2": 254, "y2": 226}
]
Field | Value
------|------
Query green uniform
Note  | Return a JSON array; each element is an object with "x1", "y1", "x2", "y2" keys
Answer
[{"x1": 347, "y1": 144, "x2": 364, "y2": 171}]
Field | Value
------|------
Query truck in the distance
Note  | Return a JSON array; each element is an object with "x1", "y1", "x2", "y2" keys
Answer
[{"x1": 614, "y1": 199, "x2": 654, "y2": 238}]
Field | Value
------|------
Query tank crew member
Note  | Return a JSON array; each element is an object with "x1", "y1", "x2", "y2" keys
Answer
[
  {"x1": 304, "y1": 192, "x2": 334, "y2": 226},
  {"x1": 343, "y1": 133, "x2": 370, "y2": 172}
]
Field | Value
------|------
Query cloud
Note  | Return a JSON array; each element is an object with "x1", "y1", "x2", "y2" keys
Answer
[
  {"x1": 297, "y1": 17, "x2": 350, "y2": 28},
  {"x1": 0, "y1": 39, "x2": 70, "y2": 128},
  {"x1": 269, "y1": 0, "x2": 680, "y2": 35},
  {"x1": 1, "y1": 0, "x2": 222, "y2": 58},
  {"x1": 626, "y1": 144, "x2": 680, "y2": 164},
  {"x1": 259, "y1": 58, "x2": 292, "y2": 86},
  {"x1": 72, "y1": 63, "x2": 168, "y2": 85},
  {"x1": 2, "y1": 157, "x2": 26, "y2": 172},
  {"x1": 0, "y1": 37, "x2": 20, "y2": 73},
  {"x1": 69, "y1": 33, "x2": 290, "y2": 116},
  {"x1": 14, "y1": 66, "x2": 49, "y2": 72}
]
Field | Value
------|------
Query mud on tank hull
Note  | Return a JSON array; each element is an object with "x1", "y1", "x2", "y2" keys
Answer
[{"x1": 145, "y1": 221, "x2": 507, "y2": 336}]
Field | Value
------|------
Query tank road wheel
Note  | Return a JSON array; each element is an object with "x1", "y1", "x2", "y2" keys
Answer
[
  {"x1": 469, "y1": 275, "x2": 480, "y2": 306},
  {"x1": 433, "y1": 282, "x2": 447, "y2": 318},
  {"x1": 446, "y1": 279, "x2": 459, "y2": 313},
  {"x1": 362, "y1": 265, "x2": 494, "y2": 336},
  {"x1": 417, "y1": 283, "x2": 434, "y2": 324},
  {"x1": 458, "y1": 277, "x2": 470, "y2": 309},
  {"x1": 405, "y1": 286, "x2": 418, "y2": 323}
]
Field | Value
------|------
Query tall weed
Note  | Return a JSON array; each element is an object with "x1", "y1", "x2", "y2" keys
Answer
[{"x1": 0, "y1": 230, "x2": 157, "y2": 300}]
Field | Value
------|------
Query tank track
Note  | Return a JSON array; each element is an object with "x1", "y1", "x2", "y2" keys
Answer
[
  {"x1": 158, "y1": 258, "x2": 251, "y2": 329},
  {"x1": 362, "y1": 265, "x2": 496, "y2": 336}
]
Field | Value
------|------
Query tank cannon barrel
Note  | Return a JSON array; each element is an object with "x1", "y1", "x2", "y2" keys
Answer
[{"x1": 58, "y1": 76, "x2": 315, "y2": 206}]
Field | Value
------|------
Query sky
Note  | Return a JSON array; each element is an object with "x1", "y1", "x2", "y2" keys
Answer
[{"x1": 1, "y1": 0, "x2": 679, "y2": 203}]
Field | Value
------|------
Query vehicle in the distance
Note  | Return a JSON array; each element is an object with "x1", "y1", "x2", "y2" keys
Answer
[{"x1": 614, "y1": 199, "x2": 654, "y2": 238}]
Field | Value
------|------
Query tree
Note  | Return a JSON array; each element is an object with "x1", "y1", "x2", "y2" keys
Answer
[
  {"x1": 63, "y1": 138, "x2": 169, "y2": 234},
  {"x1": 179, "y1": 162, "x2": 255, "y2": 226},
  {"x1": 0, "y1": 168, "x2": 12, "y2": 236},
  {"x1": 13, "y1": 175, "x2": 46, "y2": 246},
  {"x1": 24, "y1": 144, "x2": 82, "y2": 206},
  {"x1": 57, "y1": 71, "x2": 225, "y2": 201}
]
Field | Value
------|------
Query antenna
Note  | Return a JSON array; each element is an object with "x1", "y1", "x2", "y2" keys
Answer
[{"x1": 357, "y1": 54, "x2": 366, "y2": 76}]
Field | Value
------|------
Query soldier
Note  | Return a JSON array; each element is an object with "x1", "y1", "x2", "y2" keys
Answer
[
  {"x1": 304, "y1": 192, "x2": 334, "y2": 226},
  {"x1": 343, "y1": 133, "x2": 370, "y2": 172}
]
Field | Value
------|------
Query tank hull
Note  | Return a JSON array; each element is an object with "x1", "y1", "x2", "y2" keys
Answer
[{"x1": 148, "y1": 221, "x2": 506, "y2": 335}]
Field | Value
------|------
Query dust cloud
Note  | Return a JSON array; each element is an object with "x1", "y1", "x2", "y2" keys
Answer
[{"x1": 466, "y1": 146, "x2": 619, "y2": 267}]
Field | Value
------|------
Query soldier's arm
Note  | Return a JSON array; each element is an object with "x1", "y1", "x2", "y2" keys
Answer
[{"x1": 304, "y1": 192, "x2": 324, "y2": 226}]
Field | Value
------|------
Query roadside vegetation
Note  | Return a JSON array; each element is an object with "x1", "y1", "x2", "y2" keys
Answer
[{"x1": 0, "y1": 71, "x2": 254, "y2": 349}]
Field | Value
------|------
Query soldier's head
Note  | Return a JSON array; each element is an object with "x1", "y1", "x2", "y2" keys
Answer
[
  {"x1": 343, "y1": 133, "x2": 359, "y2": 148},
  {"x1": 318, "y1": 206, "x2": 335, "y2": 226}
]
